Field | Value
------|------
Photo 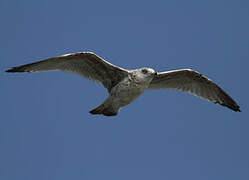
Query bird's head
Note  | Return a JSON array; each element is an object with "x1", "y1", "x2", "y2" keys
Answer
[
  {"x1": 140, "y1": 67, "x2": 157, "y2": 77},
  {"x1": 130, "y1": 68, "x2": 157, "y2": 83}
]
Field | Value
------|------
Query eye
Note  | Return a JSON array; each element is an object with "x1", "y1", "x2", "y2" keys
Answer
[{"x1": 141, "y1": 69, "x2": 148, "y2": 74}]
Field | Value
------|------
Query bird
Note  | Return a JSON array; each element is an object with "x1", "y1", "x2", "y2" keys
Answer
[{"x1": 6, "y1": 52, "x2": 240, "y2": 116}]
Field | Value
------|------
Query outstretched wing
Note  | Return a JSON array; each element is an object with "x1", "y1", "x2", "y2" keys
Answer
[
  {"x1": 6, "y1": 52, "x2": 128, "y2": 92},
  {"x1": 148, "y1": 69, "x2": 240, "y2": 112}
]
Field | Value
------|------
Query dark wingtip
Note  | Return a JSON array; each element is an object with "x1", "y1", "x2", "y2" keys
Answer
[
  {"x1": 235, "y1": 107, "x2": 241, "y2": 112},
  {"x1": 218, "y1": 100, "x2": 241, "y2": 112},
  {"x1": 232, "y1": 108, "x2": 241, "y2": 112},
  {"x1": 5, "y1": 68, "x2": 13, "y2": 72},
  {"x1": 226, "y1": 104, "x2": 241, "y2": 112},
  {"x1": 231, "y1": 104, "x2": 241, "y2": 112},
  {"x1": 5, "y1": 67, "x2": 26, "y2": 73}
]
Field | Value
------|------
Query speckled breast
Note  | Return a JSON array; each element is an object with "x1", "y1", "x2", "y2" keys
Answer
[{"x1": 111, "y1": 78, "x2": 148, "y2": 107}]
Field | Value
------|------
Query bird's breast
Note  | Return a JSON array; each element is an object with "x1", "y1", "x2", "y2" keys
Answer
[{"x1": 111, "y1": 79, "x2": 147, "y2": 107}]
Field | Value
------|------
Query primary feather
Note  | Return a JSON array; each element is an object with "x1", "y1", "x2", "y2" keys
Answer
[{"x1": 148, "y1": 69, "x2": 240, "y2": 112}]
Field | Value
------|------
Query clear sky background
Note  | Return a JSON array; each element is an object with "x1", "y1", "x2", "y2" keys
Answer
[{"x1": 1, "y1": 0, "x2": 249, "y2": 179}]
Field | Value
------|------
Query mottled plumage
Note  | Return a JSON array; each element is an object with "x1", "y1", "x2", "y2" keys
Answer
[{"x1": 6, "y1": 52, "x2": 240, "y2": 116}]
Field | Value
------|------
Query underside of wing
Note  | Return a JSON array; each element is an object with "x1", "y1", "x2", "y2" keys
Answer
[
  {"x1": 6, "y1": 52, "x2": 128, "y2": 92},
  {"x1": 148, "y1": 69, "x2": 240, "y2": 112}
]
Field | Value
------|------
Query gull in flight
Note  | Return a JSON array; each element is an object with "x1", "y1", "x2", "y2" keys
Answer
[{"x1": 6, "y1": 52, "x2": 240, "y2": 116}]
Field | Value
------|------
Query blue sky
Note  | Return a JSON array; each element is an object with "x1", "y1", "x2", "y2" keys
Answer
[{"x1": 1, "y1": 0, "x2": 249, "y2": 179}]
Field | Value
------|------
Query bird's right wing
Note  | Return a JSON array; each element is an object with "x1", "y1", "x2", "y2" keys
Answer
[
  {"x1": 148, "y1": 69, "x2": 240, "y2": 112},
  {"x1": 6, "y1": 52, "x2": 128, "y2": 92}
]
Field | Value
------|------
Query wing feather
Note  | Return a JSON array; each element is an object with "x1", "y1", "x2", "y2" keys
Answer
[
  {"x1": 148, "y1": 69, "x2": 240, "y2": 112},
  {"x1": 6, "y1": 52, "x2": 128, "y2": 92}
]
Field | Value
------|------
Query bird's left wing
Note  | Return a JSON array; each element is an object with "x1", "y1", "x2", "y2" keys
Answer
[
  {"x1": 6, "y1": 52, "x2": 128, "y2": 92},
  {"x1": 148, "y1": 69, "x2": 240, "y2": 112}
]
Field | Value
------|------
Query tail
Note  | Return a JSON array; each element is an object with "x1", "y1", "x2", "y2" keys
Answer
[{"x1": 89, "y1": 98, "x2": 119, "y2": 116}]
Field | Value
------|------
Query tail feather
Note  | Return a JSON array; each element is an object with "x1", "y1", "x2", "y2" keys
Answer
[
  {"x1": 89, "y1": 98, "x2": 118, "y2": 116},
  {"x1": 89, "y1": 106, "x2": 118, "y2": 116},
  {"x1": 89, "y1": 104, "x2": 105, "y2": 115}
]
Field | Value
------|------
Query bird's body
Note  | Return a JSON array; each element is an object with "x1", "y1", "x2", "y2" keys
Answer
[
  {"x1": 6, "y1": 52, "x2": 240, "y2": 116},
  {"x1": 110, "y1": 76, "x2": 144, "y2": 107},
  {"x1": 90, "y1": 68, "x2": 156, "y2": 115}
]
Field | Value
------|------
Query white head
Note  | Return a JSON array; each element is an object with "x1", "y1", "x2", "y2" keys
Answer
[{"x1": 130, "y1": 67, "x2": 157, "y2": 83}]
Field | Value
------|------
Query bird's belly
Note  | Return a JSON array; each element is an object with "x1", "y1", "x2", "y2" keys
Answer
[
  {"x1": 112, "y1": 82, "x2": 146, "y2": 107},
  {"x1": 119, "y1": 89, "x2": 143, "y2": 106}
]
